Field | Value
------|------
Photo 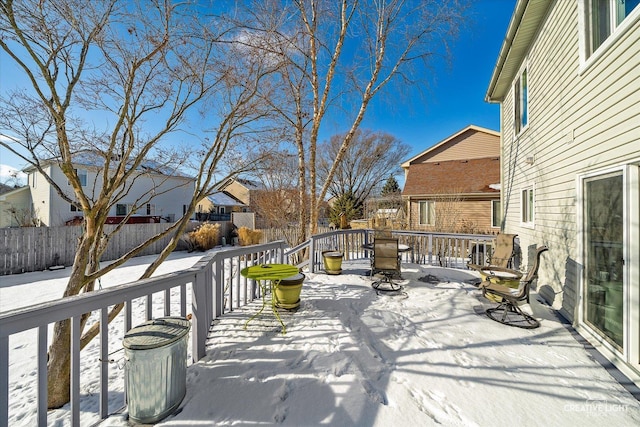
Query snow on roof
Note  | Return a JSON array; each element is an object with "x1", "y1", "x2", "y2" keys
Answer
[
  {"x1": 208, "y1": 191, "x2": 245, "y2": 206},
  {"x1": 24, "y1": 151, "x2": 191, "y2": 178}
]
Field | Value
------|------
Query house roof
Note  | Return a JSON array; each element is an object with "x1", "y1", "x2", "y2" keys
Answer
[
  {"x1": 234, "y1": 178, "x2": 264, "y2": 191},
  {"x1": 401, "y1": 157, "x2": 500, "y2": 197},
  {"x1": 486, "y1": 0, "x2": 552, "y2": 102},
  {"x1": 401, "y1": 125, "x2": 499, "y2": 168},
  {"x1": 0, "y1": 183, "x2": 18, "y2": 195},
  {"x1": 0, "y1": 185, "x2": 29, "y2": 201},
  {"x1": 207, "y1": 191, "x2": 246, "y2": 207},
  {"x1": 23, "y1": 151, "x2": 192, "y2": 179}
]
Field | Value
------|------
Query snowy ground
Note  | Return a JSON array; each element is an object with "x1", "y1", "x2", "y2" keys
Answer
[{"x1": 2, "y1": 252, "x2": 640, "y2": 426}]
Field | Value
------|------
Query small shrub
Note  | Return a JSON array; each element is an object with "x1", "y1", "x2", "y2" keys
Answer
[
  {"x1": 238, "y1": 226, "x2": 262, "y2": 246},
  {"x1": 187, "y1": 222, "x2": 221, "y2": 251}
]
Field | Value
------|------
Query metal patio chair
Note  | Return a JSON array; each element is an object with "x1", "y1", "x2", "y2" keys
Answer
[
  {"x1": 371, "y1": 238, "x2": 402, "y2": 293},
  {"x1": 480, "y1": 245, "x2": 549, "y2": 329}
]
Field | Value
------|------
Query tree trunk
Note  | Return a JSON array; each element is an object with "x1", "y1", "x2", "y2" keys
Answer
[
  {"x1": 46, "y1": 222, "x2": 95, "y2": 408},
  {"x1": 47, "y1": 320, "x2": 72, "y2": 408}
]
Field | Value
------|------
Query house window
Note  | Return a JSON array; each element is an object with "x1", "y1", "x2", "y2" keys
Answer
[
  {"x1": 116, "y1": 203, "x2": 134, "y2": 216},
  {"x1": 418, "y1": 200, "x2": 435, "y2": 226},
  {"x1": 68, "y1": 169, "x2": 87, "y2": 186},
  {"x1": 588, "y1": 0, "x2": 640, "y2": 56},
  {"x1": 70, "y1": 203, "x2": 79, "y2": 212},
  {"x1": 514, "y1": 67, "x2": 528, "y2": 134},
  {"x1": 521, "y1": 187, "x2": 534, "y2": 226},
  {"x1": 491, "y1": 200, "x2": 501, "y2": 228},
  {"x1": 77, "y1": 169, "x2": 87, "y2": 186}
]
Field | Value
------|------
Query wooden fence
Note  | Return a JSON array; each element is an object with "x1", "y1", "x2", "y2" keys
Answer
[
  {"x1": 0, "y1": 222, "x2": 329, "y2": 276},
  {"x1": 0, "y1": 222, "x2": 208, "y2": 275}
]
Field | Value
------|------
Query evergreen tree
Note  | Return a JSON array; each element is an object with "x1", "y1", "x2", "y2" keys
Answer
[
  {"x1": 381, "y1": 175, "x2": 401, "y2": 196},
  {"x1": 329, "y1": 192, "x2": 361, "y2": 228}
]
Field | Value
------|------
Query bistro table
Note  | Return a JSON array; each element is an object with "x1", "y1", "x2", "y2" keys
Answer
[
  {"x1": 240, "y1": 263, "x2": 300, "y2": 334},
  {"x1": 361, "y1": 242, "x2": 412, "y2": 253}
]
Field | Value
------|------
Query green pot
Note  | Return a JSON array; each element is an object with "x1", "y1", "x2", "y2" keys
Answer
[
  {"x1": 274, "y1": 273, "x2": 304, "y2": 309},
  {"x1": 322, "y1": 251, "x2": 343, "y2": 275}
]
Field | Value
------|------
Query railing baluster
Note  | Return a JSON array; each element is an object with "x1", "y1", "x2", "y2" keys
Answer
[
  {"x1": 71, "y1": 315, "x2": 80, "y2": 426},
  {"x1": 146, "y1": 294, "x2": 152, "y2": 320},
  {"x1": 1, "y1": 336, "x2": 8, "y2": 425},
  {"x1": 37, "y1": 326, "x2": 47, "y2": 426},
  {"x1": 164, "y1": 289, "x2": 171, "y2": 316},
  {"x1": 180, "y1": 284, "x2": 187, "y2": 317},
  {"x1": 192, "y1": 270, "x2": 207, "y2": 361},
  {"x1": 99, "y1": 308, "x2": 108, "y2": 419},
  {"x1": 125, "y1": 299, "x2": 132, "y2": 332}
]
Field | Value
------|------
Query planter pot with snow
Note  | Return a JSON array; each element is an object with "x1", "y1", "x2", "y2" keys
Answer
[
  {"x1": 322, "y1": 251, "x2": 343, "y2": 275},
  {"x1": 274, "y1": 272, "x2": 305, "y2": 310}
]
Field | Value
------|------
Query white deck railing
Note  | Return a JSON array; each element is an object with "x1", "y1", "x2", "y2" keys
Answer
[{"x1": 0, "y1": 230, "x2": 494, "y2": 426}]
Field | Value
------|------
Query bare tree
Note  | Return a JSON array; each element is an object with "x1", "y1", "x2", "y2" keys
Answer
[
  {"x1": 433, "y1": 191, "x2": 465, "y2": 233},
  {"x1": 233, "y1": 0, "x2": 467, "y2": 242},
  {"x1": 0, "y1": 0, "x2": 278, "y2": 408},
  {"x1": 249, "y1": 152, "x2": 300, "y2": 229},
  {"x1": 319, "y1": 129, "x2": 410, "y2": 211}
]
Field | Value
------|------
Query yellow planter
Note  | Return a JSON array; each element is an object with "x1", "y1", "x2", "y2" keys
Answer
[
  {"x1": 274, "y1": 273, "x2": 305, "y2": 310},
  {"x1": 322, "y1": 251, "x2": 343, "y2": 275}
]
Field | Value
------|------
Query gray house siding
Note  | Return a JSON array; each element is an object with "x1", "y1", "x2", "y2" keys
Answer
[
  {"x1": 499, "y1": 1, "x2": 639, "y2": 316},
  {"x1": 491, "y1": 0, "x2": 640, "y2": 385}
]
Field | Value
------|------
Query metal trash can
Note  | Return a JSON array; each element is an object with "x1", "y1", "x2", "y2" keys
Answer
[{"x1": 123, "y1": 316, "x2": 191, "y2": 424}]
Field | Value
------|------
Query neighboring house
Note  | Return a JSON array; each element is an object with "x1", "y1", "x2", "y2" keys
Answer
[
  {"x1": 0, "y1": 186, "x2": 32, "y2": 227},
  {"x1": 5, "y1": 155, "x2": 194, "y2": 227},
  {"x1": 195, "y1": 190, "x2": 248, "y2": 221},
  {"x1": 486, "y1": 0, "x2": 639, "y2": 385},
  {"x1": 401, "y1": 125, "x2": 501, "y2": 234},
  {"x1": 222, "y1": 178, "x2": 301, "y2": 228},
  {"x1": 223, "y1": 178, "x2": 263, "y2": 207}
]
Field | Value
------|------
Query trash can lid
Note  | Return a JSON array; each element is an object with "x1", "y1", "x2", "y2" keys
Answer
[{"x1": 123, "y1": 317, "x2": 191, "y2": 350}]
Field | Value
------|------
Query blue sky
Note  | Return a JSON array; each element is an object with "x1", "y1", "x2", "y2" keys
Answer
[
  {"x1": 356, "y1": 0, "x2": 515, "y2": 160},
  {"x1": 0, "y1": 0, "x2": 515, "y2": 181}
]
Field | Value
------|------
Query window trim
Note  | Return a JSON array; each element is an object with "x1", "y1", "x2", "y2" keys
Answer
[
  {"x1": 520, "y1": 186, "x2": 535, "y2": 228},
  {"x1": 579, "y1": 0, "x2": 640, "y2": 72}
]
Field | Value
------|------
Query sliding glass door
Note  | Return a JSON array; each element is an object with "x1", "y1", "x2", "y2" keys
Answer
[{"x1": 584, "y1": 172, "x2": 624, "y2": 349}]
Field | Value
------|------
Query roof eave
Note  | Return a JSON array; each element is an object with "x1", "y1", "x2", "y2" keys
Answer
[
  {"x1": 485, "y1": 0, "x2": 552, "y2": 102},
  {"x1": 402, "y1": 192, "x2": 500, "y2": 199}
]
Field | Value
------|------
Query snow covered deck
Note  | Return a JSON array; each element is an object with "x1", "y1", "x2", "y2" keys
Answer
[{"x1": 141, "y1": 259, "x2": 640, "y2": 426}]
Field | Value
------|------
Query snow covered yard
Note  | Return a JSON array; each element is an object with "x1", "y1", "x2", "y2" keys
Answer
[{"x1": 2, "y1": 254, "x2": 640, "y2": 426}]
